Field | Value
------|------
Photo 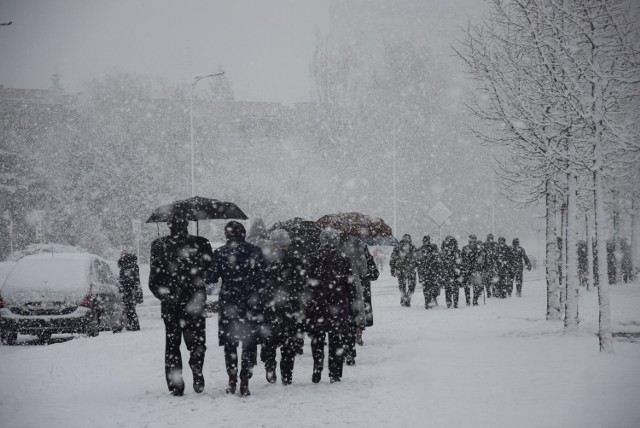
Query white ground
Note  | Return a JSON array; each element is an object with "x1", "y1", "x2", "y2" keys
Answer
[{"x1": 1, "y1": 266, "x2": 639, "y2": 428}]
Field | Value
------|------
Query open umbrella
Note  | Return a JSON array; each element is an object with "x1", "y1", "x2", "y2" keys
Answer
[
  {"x1": 268, "y1": 217, "x2": 321, "y2": 254},
  {"x1": 146, "y1": 196, "x2": 248, "y2": 234},
  {"x1": 316, "y1": 212, "x2": 395, "y2": 245}
]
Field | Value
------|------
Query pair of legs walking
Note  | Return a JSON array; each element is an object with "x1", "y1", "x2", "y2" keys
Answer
[
  {"x1": 309, "y1": 331, "x2": 345, "y2": 383},
  {"x1": 261, "y1": 335, "x2": 297, "y2": 385},
  {"x1": 398, "y1": 272, "x2": 416, "y2": 307},
  {"x1": 224, "y1": 337, "x2": 257, "y2": 396},
  {"x1": 162, "y1": 310, "x2": 206, "y2": 396}
]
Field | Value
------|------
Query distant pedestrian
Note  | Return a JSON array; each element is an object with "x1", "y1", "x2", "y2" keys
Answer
[
  {"x1": 440, "y1": 235, "x2": 462, "y2": 309},
  {"x1": 117, "y1": 250, "x2": 143, "y2": 331},
  {"x1": 509, "y1": 238, "x2": 531, "y2": 297},
  {"x1": 305, "y1": 228, "x2": 357, "y2": 384},
  {"x1": 260, "y1": 229, "x2": 307, "y2": 386},
  {"x1": 148, "y1": 218, "x2": 213, "y2": 396},
  {"x1": 462, "y1": 235, "x2": 485, "y2": 306},
  {"x1": 210, "y1": 221, "x2": 268, "y2": 397},
  {"x1": 482, "y1": 234, "x2": 498, "y2": 298},
  {"x1": 415, "y1": 236, "x2": 440, "y2": 309},
  {"x1": 390, "y1": 234, "x2": 417, "y2": 307},
  {"x1": 495, "y1": 237, "x2": 512, "y2": 298}
]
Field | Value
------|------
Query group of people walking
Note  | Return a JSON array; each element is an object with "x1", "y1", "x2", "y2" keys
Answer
[
  {"x1": 148, "y1": 219, "x2": 379, "y2": 398},
  {"x1": 390, "y1": 233, "x2": 531, "y2": 309}
]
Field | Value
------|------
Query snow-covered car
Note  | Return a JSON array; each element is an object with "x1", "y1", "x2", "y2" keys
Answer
[{"x1": 0, "y1": 253, "x2": 124, "y2": 344}]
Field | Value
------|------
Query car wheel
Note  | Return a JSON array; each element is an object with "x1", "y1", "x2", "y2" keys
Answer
[
  {"x1": 1, "y1": 330, "x2": 18, "y2": 345},
  {"x1": 37, "y1": 331, "x2": 52, "y2": 343},
  {"x1": 86, "y1": 312, "x2": 100, "y2": 337}
]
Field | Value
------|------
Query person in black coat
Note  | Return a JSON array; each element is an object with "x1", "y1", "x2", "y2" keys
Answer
[
  {"x1": 509, "y1": 238, "x2": 531, "y2": 297},
  {"x1": 305, "y1": 228, "x2": 357, "y2": 384},
  {"x1": 360, "y1": 244, "x2": 379, "y2": 337},
  {"x1": 495, "y1": 237, "x2": 513, "y2": 298},
  {"x1": 210, "y1": 221, "x2": 268, "y2": 397},
  {"x1": 440, "y1": 235, "x2": 463, "y2": 309},
  {"x1": 390, "y1": 234, "x2": 417, "y2": 307},
  {"x1": 148, "y1": 218, "x2": 213, "y2": 396},
  {"x1": 482, "y1": 234, "x2": 498, "y2": 298},
  {"x1": 260, "y1": 229, "x2": 307, "y2": 386},
  {"x1": 461, "y1": 235, "x2": 485, "y2": 306},
  {"x1": 117, "y1": 250, "x2": 143, "y2": 331},
  {"x1": 415, "y1": 236, "x2": 440, "y2": 309}
]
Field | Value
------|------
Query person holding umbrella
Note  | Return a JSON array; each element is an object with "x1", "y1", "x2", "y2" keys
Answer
[
  {"x1": 148, "y1": 218, "x2": 214, "y2": 396},
  {"x1": 305, "y1": 228, "x2": 358, "y2": 383},
  {"x1": 210, "y1": 221, "x2": 268, "y2": 397}
]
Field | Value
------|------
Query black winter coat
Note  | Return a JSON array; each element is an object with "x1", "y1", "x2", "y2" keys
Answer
[
  {"x1": 148, "y1": 232, "x2": 213, "y2": 317},
  {"x1": 510, "y1": 245, "x2": 531, "y2": 272},
  {"x1": 210, "y1": 237, "x2": 268, "y2": 346},
  {"x1": 360, "y1": 246, "x2": 379, "y2": 327},
  {"x1": 304, "y1": 245, "x2": 356, "y2": 335},
  {"x1": 390, "y1": 239, "x2": 416, "y2": 276},
  {"x1": 496, "y1": 243, "x2": 513, "y2": 276},
  {"x1": 483, "y1": 241, "x2": 498, "y2": 275},
  {"x1": 415, "y1": 244, "x2": 440, "y2": 284},
  {"x1": 263, "y1": 247, "x2": 307, "y2": 346},
  {"x1": 440, "y1": 239, "x2": 462, "y2": 287},
  {"x1": 461, "y1": 243, "x2": 485, "y2": 278}
]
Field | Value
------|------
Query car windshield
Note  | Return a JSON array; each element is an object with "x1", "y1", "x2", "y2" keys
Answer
[{"x1": 3, "y1": 258, "x2": 88, "y2": 295}]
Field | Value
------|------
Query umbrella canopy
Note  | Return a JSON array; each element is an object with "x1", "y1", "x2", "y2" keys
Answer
[
  {"x1": 146, "y1": 196, "x2": 248, "y2": 223},
  {"x1": 316, "y1": 212, "x2": 394, "y2": 242},
  {"x1": 268, "y1": 217, "x2": 321, "y2": 254}
]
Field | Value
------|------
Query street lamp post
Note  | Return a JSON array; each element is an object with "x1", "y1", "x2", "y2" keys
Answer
[{"x1": 190, "y1": 72, "x2": 225, "y2": 197}]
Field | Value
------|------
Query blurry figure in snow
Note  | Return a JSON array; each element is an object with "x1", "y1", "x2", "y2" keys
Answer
[
  {"x1": 440, "y1": 235, "x2": 462, "y2": 308},
  {"x1": 246, "y1": 217, "x2": 269, "y2": 250},
  {"x1": 495, "y1": 237, "x2": 513, "y2": 298},
  {"x1": 148, "y1": 218, "x2": 213, "y2": 396},
  {"x1": 117, "y1": 250, "x2": 143, "y2": 331},
  {"x1": 210, "y1": 220, "x2": 268, "y2": 397},
  {"x1": 340, "y1": 236, "x2": 367, "y2": 366},
  {"x1": 462, "y1": 235, "x2": 485, "y2": 306},
  {"x1": 260, "y1": 229, "x2": 307, "y2": 385},
  {"x1": 372, "y1": 246, "x2": 385, "y2": 273},
  {"x1": 389, "y1": 234, "x2": 417, "y2": 307},
  {"x1": 482, "y1": 234, "x2": 498, "y2": 298},
  {"x1": 305, "y1": 228, "x2": 357, "y2": 384},
  {"x1": 509, "y1": 238, "x2": 531, "y2": 297},
  {"x1": 359, "y1": 244, "x2": 380, "y2": 342},
  {"x1": 415, "y1": 236, "x2": 440, "y2": 309}
]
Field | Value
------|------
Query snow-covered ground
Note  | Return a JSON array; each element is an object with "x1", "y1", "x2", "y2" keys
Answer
[{"x1": 1, "y1": 267, "x2": 639, "y2": 428}]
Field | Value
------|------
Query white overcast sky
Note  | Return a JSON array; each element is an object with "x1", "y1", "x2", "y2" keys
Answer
[{"x1": 0, "y1": 0, "x2": 331, "y2": 104}]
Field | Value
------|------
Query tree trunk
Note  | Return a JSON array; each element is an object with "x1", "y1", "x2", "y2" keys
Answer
[
  {"x1": 594, "y1": 170, "x2": 613, "y2": 353},
  {"x1": 633, "y1": 199, "x2": 638, "y2": 274},
  {"x1": 559, "y1": 197, "x2": 567, "y2": 318},
  {"x1": 546, "y1": 178, "x2": 561, "y2": 320},
  {"x1": 613, "y1": 190, "x2": 622, "y2": 284},
  {"x1": 586, "y1": 211, "x2": 595, "y2": 291},
  {"x1": 564, "y1": 172, "x2": 579, "y2": 331}
]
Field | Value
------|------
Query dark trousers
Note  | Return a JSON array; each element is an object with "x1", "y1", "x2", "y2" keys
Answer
[
  {"x1": 445, "y1": 283, "x2": 459, "y2": 308},
  {"x1": 421, "y1": 281, "x2": 433, "y2": 307},
  {"x1": 162, "y1": 310, "x2": 206, "y2": 392},
  {"x1": 343, "y1": 322, "x2": 358, "y2": 363},
  {"x1": 261, "y1": 335, "x2": 297, "y2": 381},
  {"x1": 483, "y1": 272, "x2": 496, "y2": 297},
  {"x1": 398, "y1": 271, "x2": 416, "y2": 302},
  {"x1": 224, "y1": 337, "x2": 257, "y2": 379},
  {"x1": 496, "y1": 274, "x2": 510, "y2": 298},
  {"x1": 310, "y1": 331, "x2": 345, "y2": 379},
  {"x1": 467, "y1": 272, "x2": 484, "y2": 305},
  {"x1": 513, "y1": 269, "x2": 524, "y2": 295},
  {"x1": 123, "y1": 299, "x2": 140, "y2": 331}
]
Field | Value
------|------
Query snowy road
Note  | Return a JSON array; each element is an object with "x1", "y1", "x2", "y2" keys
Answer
[{"x1": 1, "y1": 268, "x2": 639, "y2": 428}]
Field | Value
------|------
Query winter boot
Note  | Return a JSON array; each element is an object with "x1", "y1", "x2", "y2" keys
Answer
[
  {"x1": 193, "y1": 370, "x2": 205, "y2": 393},
  {"x1": 226, "y1": 375, "x2": 237, "y2": 395},
  {"x1": 266, "y1": 368, "x2": 277, "y2": 384},
  {"x1": 239, "y1": 376, "x2": 250, "y2": 397}
]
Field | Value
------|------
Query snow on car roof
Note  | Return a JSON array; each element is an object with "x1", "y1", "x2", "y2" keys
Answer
[{"x1": 1, "y1": 252, "x2": 102, "y2": 295}]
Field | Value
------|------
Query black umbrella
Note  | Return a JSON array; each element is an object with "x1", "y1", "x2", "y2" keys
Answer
[
  {"x1": 146, "y1": 196, "x2": 248, "y2": 234},
  {"x1": 268, "y1": 217, "x2": 321, "y2": 254}
]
